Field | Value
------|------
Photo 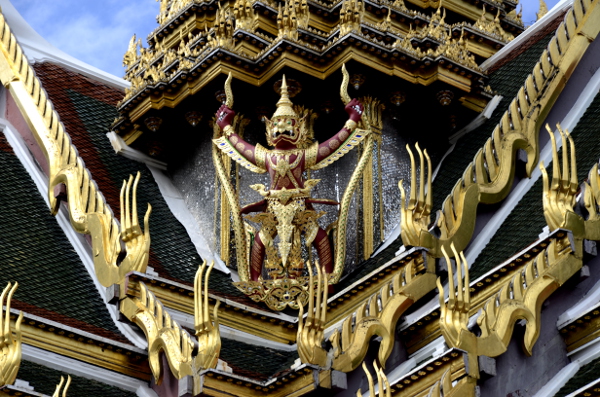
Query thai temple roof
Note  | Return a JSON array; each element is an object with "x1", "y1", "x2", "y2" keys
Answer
[{"x1": 1, "y1": 0, "x2": 600, "y2": 395}]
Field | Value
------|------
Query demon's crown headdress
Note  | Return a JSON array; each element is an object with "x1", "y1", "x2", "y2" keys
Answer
[{"x1": 265, "y1": 75, "x2": 312, "y2": 147}]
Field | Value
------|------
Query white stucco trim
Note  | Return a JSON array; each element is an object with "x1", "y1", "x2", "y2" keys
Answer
[
  {"x1": 447, "y1": 95, "x2": 503, "y2": 146},
  {"x1": 569, "y1": 336, "x2": 600, "y2": 364},
  {"x1": 0, "y1": 116, "x2": 148, "y2": 349},
  {"x1": 21, "y1": 344, "x2": 153, "y2": 394},
  {"x1": 107, "y1": 132, "x2": 168, "y2": 170},
  {"x1": 0, "y1": 0, "x2": 127, "y2": 90},
  {"x1": 536, "y1": 327, "x2": 600, "y2": 396},
  {"x1": 557, "y1": 279, "x2": 600, "y2": 329},
  {"x1": 532, "y1": 362, "x2": 580, "y2": 397},
  {"x1": 481, "y1": 0, "x2": 574, "y2": 72},
  {"x1": 145, "y1": 165, "x2": 230, "y2": 275}
]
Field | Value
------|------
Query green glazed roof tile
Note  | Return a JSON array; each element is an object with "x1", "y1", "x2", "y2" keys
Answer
[
  {"x1": 16, "y1": 360, "x2": 137, "y2": 397},
  {"x1": 471, "y1": 88, "x2": 600, "y2": 278},
  {"x1": 554, "y1": 356, "x2": 600, "y2": 397},
  {"x1": 0, "y1": 134, "x2": 125, "y2": 340}
]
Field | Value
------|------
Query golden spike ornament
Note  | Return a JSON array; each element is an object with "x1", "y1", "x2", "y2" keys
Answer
[
  {"x1": 395, "y1": 0, "x2": 600, "y2": 260},
  {"x1": 399, "y1": 143, "x2": 433, "y2": 250},
  {"x1": 437, "y1": 236, "x2": 580, "y2": 377},
  {"x1": 537, "y1": 0, "x2": 549, "y2": 20},
  {"x1": 0, "y1": 282, "x2": 22, "y2": 388},
  {"x1": 339, "y1": 0, "x2": 364, "y2": 36},
  {"x1": 194, "y1": 261, "x2": 221, "y2": 371},
  {"x1": 86, "y1": 171, "x2": 151, "y2": 286},
  {"x1": 233, "y1": 0, "x2": 258, "y2": 31},
  {"x1": 52, "y1": 376, "x2": 71, "y2": 397},
  {"x1": 539, "y1": 122, "x2": 600, "y2": 243},
  {"x1": 540, "y1": 123, "x2": 583, "y2": 238},
  {"x1": 399, "y1": 143, "x2": 478, "y2": 258},
  {"x1": 356, "y1": 361, "x2": 390, "y2": 397},
  {"x1": 297, "y1": 264, "x2": 329, "y2": 367}
]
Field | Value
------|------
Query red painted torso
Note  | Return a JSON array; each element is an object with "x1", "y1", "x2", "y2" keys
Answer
[{"x1": 265, "y1": 151, "x2": 306, "y2": 190}]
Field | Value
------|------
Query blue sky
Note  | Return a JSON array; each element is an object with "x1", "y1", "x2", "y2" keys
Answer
[{"x1": 11, "y1": 0, "x2": 558, "y2": 78}]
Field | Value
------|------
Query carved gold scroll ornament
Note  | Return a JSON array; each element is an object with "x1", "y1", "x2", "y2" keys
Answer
[
  {"x1": 436, "y1": 122, "x2": 600, "y2": 390},
  {"x1": 121, "y1": 261, "x2": 221, "y2": 384},
  {"x1": 0, "y1": 12, "x2": 153, "y2": 287},
  {"x1": 399, "y1": 0, "x2": 600, "y2": 260},
  {"x1": 297, "y1": 249, "x2": 437, "y2": 372},
  {"x1": 438, "y1": 236, "x2": 578, "y2": 380}
]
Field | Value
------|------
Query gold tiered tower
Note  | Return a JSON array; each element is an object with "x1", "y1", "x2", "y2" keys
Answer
[{"x1": 113, "y1": 0, "x2": 523, "y2": 147}]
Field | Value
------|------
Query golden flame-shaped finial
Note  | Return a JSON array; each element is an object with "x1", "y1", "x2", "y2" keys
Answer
[{"x1": 273, "y1": 75, "x2": 298, "y2": 119}]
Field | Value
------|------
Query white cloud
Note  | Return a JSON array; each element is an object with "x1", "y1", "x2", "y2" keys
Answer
[{"x1": 12, "y1": 0, "x2": 158, "y2": 76}]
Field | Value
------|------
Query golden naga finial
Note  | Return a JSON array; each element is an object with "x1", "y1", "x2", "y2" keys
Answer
[
  {"x1": 540, "y1": 123, "x2": 600, "y2": 242},
  {"x1": 357, "y1": 361, "x2": 390, "y2": 397},
  {"x1": 297, "y1": 264, "x2": 329, "y2": 368},
  {"x1": 121, "y1": 281, "x2": 195, "y2": 383},
  {"x1": 52, "y1": 375, "x2": 71, "y2": 397},
  {"x1": 297, "y1": 250, "x2": 436, "y2": 373},
  {"x1": 194, "y1": 261, "x2": 221, "y2": 371},
  {"x1": 399, "y1": 143, "x2": 479, "y2": 258},
  {"x1": 437, "y1": 244, "x2": 471, "y2": 353},
  {"x1": 399, "y1": 143, "x2": 433, "y2": 249},
  {"x1": 121, "y1": 261, "x2": 221, "y2": 385},
  {"x1": 582, "y1": 160, "x2": 600, "y2": 240},
  {"x1": 0, "y1": 282, "x2": 22, "y2": 388},
  {"x1": 103, "y1": 172, "x2": 152, "y2": 284},
  {"x1": 438, "y1": 234, "x2": 581, "y2": 378},
  {"x1": 540, "y1": 124, "x2": 580, "y2": 235}
]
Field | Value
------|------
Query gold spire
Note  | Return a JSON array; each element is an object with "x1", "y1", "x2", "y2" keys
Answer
[
  {"x1": 536, "y1": 0, "x2": 548, "y2": 20},
  {"x1": 273, "y1": 75, "x2": 298, "y2": 119}
]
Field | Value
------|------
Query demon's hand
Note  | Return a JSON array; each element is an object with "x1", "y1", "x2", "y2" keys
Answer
[
  {"x1": 345, "y1": 98, "x2": 364, "y2": 122},
  {"x1": 216, "y1": 104, "x2": 235, "y2": 130}
]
